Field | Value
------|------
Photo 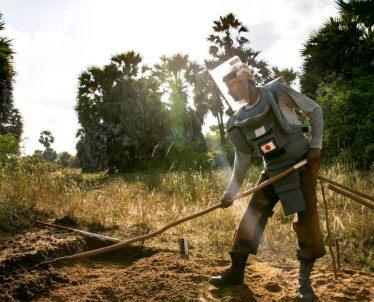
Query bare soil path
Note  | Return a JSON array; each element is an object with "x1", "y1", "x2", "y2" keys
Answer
[{"x1": 1, "y1": 227, "x2": 373, "y2": 301}]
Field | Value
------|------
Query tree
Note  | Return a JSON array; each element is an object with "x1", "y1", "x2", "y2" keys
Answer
[
  {"x1": 43, "y1": 148, "x2": 57, "y2": 162},
  {"x1": 316, "y1": 73, "x2": 374, "y2": 168},
  {"x1": 6, "y1": 108, "x2": 23, "y2": 140},
  {"x1": 206, "y1": 13, "x2": 272, "y2": 143},
  {"x1": 0, "y1": 12, "x2": 15, "y2": 136},
  {"x1": 300, "y1": 0, "x2": 374, "y2": 97},
  {"x1": 0, "y1": 133, "x2": 19, "y2": 163},
  {"x1": 153, "y1": 53, "x2": 207, "y2": 150},
  {"x1": 271, "y1": 66, "x2": 298, "y2": 86},
  {"x1": 58, "y1": 151, "x2": 72, "y2": 167},
  {"x1": 32, "y1": 149, "x2": 43, "y2": 161},
  {"x1": 39, "y1": 130, "x2": 54, "y2": 148},
  {"x1": 300, "y1": 0, "x2": 374, "y2": 168},
  {"x1": 38, "y1": 130, "x2": 57, "y2": 162},
  {"x1": 75, "y1": 51, "x2": 170, "y2": 173}
]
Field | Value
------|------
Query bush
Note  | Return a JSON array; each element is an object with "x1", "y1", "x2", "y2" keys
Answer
[
  {"x1": 0, "y1": 133, "x2": 20, "y2": 164},
  {"x1": 316, "y1": 74, "x2": 374, "y2": 168}
]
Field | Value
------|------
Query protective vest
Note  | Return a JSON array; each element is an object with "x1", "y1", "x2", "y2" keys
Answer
[{"x1": 227, "y1": 78, "x2": 309, "y2": 216}]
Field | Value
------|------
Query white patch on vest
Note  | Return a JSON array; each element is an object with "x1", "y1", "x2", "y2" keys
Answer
[
  {"x1": 260, "y1": 140, "x2": 277, "y2": 153},
  {"x1": 255, "y1": 126, "x2": 266, "y2": 137}
]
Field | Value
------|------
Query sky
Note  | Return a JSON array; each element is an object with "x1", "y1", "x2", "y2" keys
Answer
[{"x1": 1, "y1": 0, "x2": 338, "y2": 155}]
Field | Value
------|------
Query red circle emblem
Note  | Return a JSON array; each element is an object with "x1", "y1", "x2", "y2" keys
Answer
[{"x1": 265, "y1": 145, "x2": 271, "y2": 151}]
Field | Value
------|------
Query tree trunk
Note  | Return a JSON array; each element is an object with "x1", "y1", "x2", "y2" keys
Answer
[{"x1": 217, "y1": 109, "x2": 225, "y2": 144}]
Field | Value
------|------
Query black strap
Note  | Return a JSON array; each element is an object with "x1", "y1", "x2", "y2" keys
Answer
[
  {"x1": 298, "y1": 240, "x2": 307, "y2": 250},
  {"x1": 238, "y1": 239, "x2": 258, "y2": 255},
  {"x1": 250, "y1": 199, "x2": 274, "y2": 217}
]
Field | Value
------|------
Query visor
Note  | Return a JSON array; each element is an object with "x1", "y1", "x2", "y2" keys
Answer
[{"x1": 209, "y1": 56, "x2": 253, "y2": 111}]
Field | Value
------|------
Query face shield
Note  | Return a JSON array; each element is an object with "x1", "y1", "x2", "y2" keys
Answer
[{"x1": 209, "y1": 56, "x2": 254, "y2": 111}]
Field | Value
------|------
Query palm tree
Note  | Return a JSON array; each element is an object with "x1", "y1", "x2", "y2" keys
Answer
[
  {"x1": 207, "y1": 13, "x2": 249, "y2": 61},
  {"x1": 272, "y1": 66, "x2": 298, "y2": 86},
  {"x1": 39, "y1": 131, "x2": 54, "y2": 148},
  {"x1": 153, "y1": 53, "x2": 207, "y2": 149},
  {"x1": 0, "y1": 12, "x2": 16, "y2": 135},
  {"x1": 300, "y1": 0, "x2": 374, "y2": 96},
  {"x1": 206, "y1": 13, "x2": 272, "y2": 143},
  {"x1": 76, "y1": 51, "x2": 170, "y2": 173}
]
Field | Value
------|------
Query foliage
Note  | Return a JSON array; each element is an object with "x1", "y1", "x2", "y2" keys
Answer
[
  {"x1": 0, "y1": 133, "x2": 19, "y2": 163},
  {"x1": 205, "y1": 128, "x2": 262, "y2": 168},
  {"x1": 68, "y1": 155, "x2": 80, "y2": 168},
  {"x1": 42, "y1": 147, "x2": 57, "y2": 162},
  {"x1": 316, "y1": 73, "x2": 374, "y2": 168},
  {"x1": 39, "y1": 130, "x2": 54, "y2": 148},
  {"x1": 207, "y1": 13, "x2": 271, "y2": 84},
  {"x1": 57, "y1": 151, "x2": 72, "y2": 167},
  {"x1": 37, "y1": 130, "x2": 58, "y2": 162},
  {"x1": 300, "y1": 0, "x2": 374, "y2": 97},
  {"x1": 205, "y1": 13, "x2": 272, "y2": 143},
  {"x1": 153, "y1": 53, "x2": 207, "y2": 150},
  {"x1": 0, "y1": 12, "x2": 16, "y2": 136},
  {"x1": 75, "y1": 51, "x2": 170, "y2": 173},
  {"x1": 271, "y1": 66, "x2": 298, "y2": 86},
  {"x1": 0, "y1": 12, "x2": 23, "y2": 152}
]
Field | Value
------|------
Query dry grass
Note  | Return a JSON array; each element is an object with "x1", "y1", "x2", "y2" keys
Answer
[{"x1": 1, "y1": 157, "x2": 374, "y2": 271}]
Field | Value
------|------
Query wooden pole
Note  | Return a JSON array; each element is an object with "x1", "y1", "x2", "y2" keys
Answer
[
  {"x1": 320, "y1": 176, "x2": 374, "y2": 203},
  {"x1": 319, "y1": 175, "x2": 338, "y2": 280},
  {"x1": 317, "y1": 180, "x2": 374, "y2": 211},
  {"x1": 33, "y1": 220, "x2": 120, "y2": 242},
  {"x1": 36, "y1": 160, "x2": 308, "y2": 267},
  {"x1": 136, "y1": 227, "x2": 150, "y2": 258},
  {"x1": 335, "y1": 238, "x2": 341, "y2": 270}
]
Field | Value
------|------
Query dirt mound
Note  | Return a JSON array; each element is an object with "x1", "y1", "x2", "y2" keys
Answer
[{"x1": 1, "y1": 227, "x2": 374, "y2": 301}]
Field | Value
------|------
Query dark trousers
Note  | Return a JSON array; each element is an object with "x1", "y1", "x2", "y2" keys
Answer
[{"x1": 231, "y1": 162, "x2": 326, "y2": 260}]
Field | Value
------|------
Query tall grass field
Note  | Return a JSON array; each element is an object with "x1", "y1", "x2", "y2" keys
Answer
[{"x1": 1, "y1": 157, "x2": 374, "y2": 271}]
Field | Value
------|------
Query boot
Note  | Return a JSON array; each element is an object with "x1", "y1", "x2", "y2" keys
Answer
[
  {"x1": 298, "y1": 260, "x2": 317, "y2": 301},
  {"x1": 208, "y1": 252, "x2": 248, "y2": 287}
]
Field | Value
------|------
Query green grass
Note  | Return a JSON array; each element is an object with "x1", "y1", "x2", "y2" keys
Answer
[{"x1": 1, "y1": 157, "x2": 374, "y2": 271}]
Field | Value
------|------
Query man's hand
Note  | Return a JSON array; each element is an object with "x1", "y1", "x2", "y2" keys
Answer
[
  {"x1": 221, "y1": 193, "x2": 234, "y2": 208},
  {"x1": 307, "y1": 148, "x2": 321, "y2": 166}
]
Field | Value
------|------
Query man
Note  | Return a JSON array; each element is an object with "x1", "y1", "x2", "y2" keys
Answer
[{"x1": 208, "y1": 57, "x2": 325, "y2": 302}]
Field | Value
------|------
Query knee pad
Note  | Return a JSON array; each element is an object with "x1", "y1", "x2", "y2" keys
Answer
[
  {"x1": 249, "y1": 199, "x2": 274, "y2": 217},
  {"x1": 238, "y1": 215, "x2": 268, "y2": 255}
]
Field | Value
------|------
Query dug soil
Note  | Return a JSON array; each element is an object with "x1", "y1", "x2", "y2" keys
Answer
[{"x1": 1, "y1": 226, "x2": 373, "y2": 302}]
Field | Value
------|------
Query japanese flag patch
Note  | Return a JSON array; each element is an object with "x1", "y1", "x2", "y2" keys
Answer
[{"x1": 260, "y1": 140, "x2": 277, "y2": 154}]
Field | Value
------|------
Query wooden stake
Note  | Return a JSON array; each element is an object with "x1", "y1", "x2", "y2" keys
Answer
[
  {"x1": 136, "y1": 227, "x2": 150, "y2": 258},
  {"x1": 319, "y1": 175, "x2": 338, "y2": 280},
  {"x1": 335, "y1": 238, "x2": 341, "y2": 270}
]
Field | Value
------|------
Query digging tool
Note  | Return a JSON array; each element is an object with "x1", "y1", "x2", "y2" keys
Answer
[
  {"x1": 35, "y1": 159, "x2": 308, "y2": 267},
  {"x1": 317, "y1": 180, "x2": 374, "y2": 211},
  {"x1": 33, "y1": 220, "x2": 120, "y2": 242},
  {"x1": 319, "y1": 174, "x2": 338, "y2": 280},
  {"x1": 319, "y1": 176, "x2": 374, "y2": 203}
]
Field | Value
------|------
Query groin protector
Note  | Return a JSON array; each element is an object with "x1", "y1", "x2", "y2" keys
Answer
[{"x1": 209, "y1": 56, "x2": 251, "y2": 111}]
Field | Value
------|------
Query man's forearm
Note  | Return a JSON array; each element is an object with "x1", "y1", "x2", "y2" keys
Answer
[{"x1": 225, "y1": 149, "x2": 251, "y2": 195}]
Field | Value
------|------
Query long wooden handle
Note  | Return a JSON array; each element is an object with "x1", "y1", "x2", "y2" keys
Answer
[
  {"x1": 320, "y1": 176, "x2": 374, "y2": 203},
  {"x1": 318, "y1": 179, "x2": 374, "y2": 211},
  {"x1": 34, "y1": 220, "x2": 120, "y2": 242},
  {"x1": 38, "y1": 160, "x2": 308, "y2": 266}
]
